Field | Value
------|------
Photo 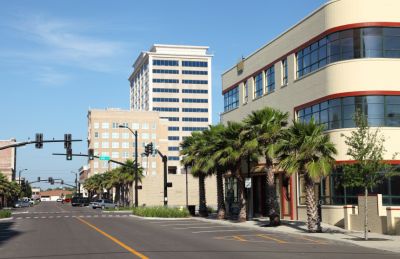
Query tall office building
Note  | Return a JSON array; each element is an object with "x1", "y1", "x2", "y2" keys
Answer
[{"x1": 129, "y1": 44, "x2": 212, "y2": 174}]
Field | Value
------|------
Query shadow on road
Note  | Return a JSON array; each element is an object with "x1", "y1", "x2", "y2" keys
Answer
[{"x1": 0, "y1": 221, "x2": 21, "y2": 247}]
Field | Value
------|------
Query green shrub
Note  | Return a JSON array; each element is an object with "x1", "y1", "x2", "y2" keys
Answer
[
  {"x1": 132, "y1": 206, "x2": 190, "y2": 218},
  {"x1": 0, "y1": 210, "x2": 12, "y2": 219}
]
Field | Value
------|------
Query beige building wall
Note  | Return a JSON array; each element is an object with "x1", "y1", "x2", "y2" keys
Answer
[
  {"x1": 220, "y1": 0, "x2": 400, "y2": 221},
  {"x1": 0, "y1": 139, "x2": 16, "y2": 181},
  {"x1": 87, "y1": 108, "x2": 217, "y2": 207}
]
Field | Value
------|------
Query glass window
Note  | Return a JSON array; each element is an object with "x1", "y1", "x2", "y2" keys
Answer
[
  {"x1": 101, "y1": 123, "x2": 109, "y2": 129},
  {"x1": 142, "y1": 123, "x2": 149, "y2": 130},
  {"x1": 112, "y1": 142, "x2": 119, "y2": 148},
  {"x1": 244, "y1": 81, "x2": 248, "y2": 103},
  {"x1": 142, "y1": 133, "x2": 149, "y2": 139},
  {"x1": 282, "y1": 58, "x2": 288, "y2": 85},
  {"x1": 94, "y1": 123, "x2": 99, "y2": 129},
  {"x1": 101, "y1": 133, "x2": 109, "y2": 139},
  {"x1": 224, "y1": 86, "x2": 239, "y2": 112},
  {"x1": 265, "y1": 66, "x2": 275, "y2": 93},
  {"x1": 102, "y1": 142, "x2": 109, "y2": 148},
  {"x1": 111, "y1": 133, "x2": 119, "y2": 139},
  {"x1": 254, "y1": 73, "x2": 263, "y2": 98},
  {"x1": 297, "y1": 26, "x2": 400, "y2": 78}
]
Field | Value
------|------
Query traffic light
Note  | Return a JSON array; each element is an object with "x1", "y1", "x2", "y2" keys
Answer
[
  {"x1": 35, "y1": 133, "x2": 43, "y2": 149},
  {"x1": 64, "y1": 134, "x2": 72, "y2": 149},
  {"x1": 48, "y1": 177, "x2": 54, "y2": 185},
  {"x1": 60, "y1": 180, "x2": 64, "y2": 185},
  {"x1": 144, "y1": 143, "x2": 154, "y2": 157},
  {"x1": 66, "y1": 148, "x2": 72, "y2": 160},
  {"x1": 37, "y1": 177, "x2": 41, "y2": 182},
  {"x1": 88, "y1": 148, "x2": 94, "y2": 160}
]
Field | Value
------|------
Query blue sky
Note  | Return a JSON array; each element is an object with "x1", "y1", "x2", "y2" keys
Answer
[{"x1": 0, "y1": 0, "x2": 326, "y2": 188}]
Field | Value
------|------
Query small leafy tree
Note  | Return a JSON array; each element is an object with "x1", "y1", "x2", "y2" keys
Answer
[{"x1": 342, "y1": 111, "x2": 387, "y2": 240}]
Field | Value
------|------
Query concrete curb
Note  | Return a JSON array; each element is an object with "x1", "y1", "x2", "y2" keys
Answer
[
  {"x1": 102, "y1": 210, "x2": 132, "y2": 214},
  {"x1": 129, "y1": 214, "x2": 192, "y2": 221},
  {"x1": 0, "y1": 217, "x2": 13, "y2": 221}
]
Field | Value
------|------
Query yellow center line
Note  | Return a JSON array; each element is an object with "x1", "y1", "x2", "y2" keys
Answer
[
  {"x1": 233, "y1": 235, "x2": 247, "y2": 242},
  {"x1": 76, "y1": 217, "x2": 149, "y2": 259},
  {"x1": 257, "y1": 234, "x2": 288, "y2": 244},
  {"x1": 295, "y1": 236, "x2": 327, "y2": 244}
]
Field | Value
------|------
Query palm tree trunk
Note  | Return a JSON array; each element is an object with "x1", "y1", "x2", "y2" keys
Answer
[
  {"x1": 198, "y1": 174, "x2": 208, "y2": 217},
  {"x1": 237, "y1": 172, "x2": 247, "y2": 222},
  {"x1": 115, "y1": 185, "x2": 121, "y2": 206},
  {"x1": 216, "y1": 171, "x2": 226, "y2": 219},
  {"x1": 266, "y1": 166, "x2": 276, "y2": 212},
  {"x1": 305, "y1": 174, "x2": 318, "y2": 232}
]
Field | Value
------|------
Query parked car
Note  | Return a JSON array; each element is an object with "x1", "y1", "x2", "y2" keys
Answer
[
  {"x1": 71, "y1": 197, "x2": 90, "y2": 207},
  {"x1": 91, "y1": 199, "x2": 117, "y2": 209},
  {"x1": 56, "y1": 198, "x2": 63, "y2": 202},
  {"x1": 13, "y1": 200, "x2": 30, "y2": 208}
]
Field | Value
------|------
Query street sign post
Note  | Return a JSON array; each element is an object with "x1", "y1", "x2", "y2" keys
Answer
[
  {"x1": 245, "y1": 177, "x2": 252, "y2": 189},
  {"x1": 99, "y1": 156, "x2": 110, "y2": 161}
]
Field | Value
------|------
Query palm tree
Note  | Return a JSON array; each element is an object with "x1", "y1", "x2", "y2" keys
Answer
[
  {"x1": 0, "y1": 172, "x2": 9, "y2": 207},
  {"x1": 215, "y1": 121, "x2": 250, "y2": 222},
  {"x1": 206, "y1": 124, "x2": 228, "y2": 219},
  {"x1": 181, "y1": 131, "x2": 212, "y2": 217},
  {"x1": 242, "y1": 107, "x2": 288, "y2": 224},
  {"x1": 277, "y1": 119, "x2": 337, "y2": 232},
  {"x1": 120, "y1": 159, "x2": 143, "y2": 206}
]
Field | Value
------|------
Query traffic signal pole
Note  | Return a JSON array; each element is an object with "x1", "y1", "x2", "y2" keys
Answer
[
  {"x1": 155, "y1": 149, "x2": 168, "y2": 206},
  {"x1": 134, "y1": 131, "x2": 138, "y2": 208}
]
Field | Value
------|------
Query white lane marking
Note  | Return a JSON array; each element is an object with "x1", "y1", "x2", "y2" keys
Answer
[
  {"x1": 16, "y1": 217, "x2": 22, "y2": 219},
  {"x1": 41, "y1": 217, "x2": 46, "y2": 219},
  {"x1": 94, "y1": 215, "x2": 98, "y2": 217},
  {"x1": 175, "y1": 226, "x2": 234, "y2": 230},
  {"x1": 122, "y1": 215, "x2": 127, "y2": 217},
  {"x1": 56, "y1": 216, "x2": 61, "y2": 218},
  {"x1": 26, "y1": 217, "x2": 31, "y2": 219},
  {"x1": 86, "y1": 215, "x2": 92, "y2": 218},
  {"x1": 34, "y1": 217, "x2": 39, "y2": 219},
  {"x1": 64, "y1": 216, "x2": 69, "y2": 218},
  {"x1": 49, "y1": 216, "x2": 54, "y2": 219},
  {"x1": 192, "y1": 229, "x2": 254, "y2": 234},
  {"x1": 108, "y1": 215, "x2": 113, "y2": 217}
]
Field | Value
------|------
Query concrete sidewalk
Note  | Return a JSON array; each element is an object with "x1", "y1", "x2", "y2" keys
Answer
[{"x1": 195, "y1": 216, "x2": 400, "y2": 254}]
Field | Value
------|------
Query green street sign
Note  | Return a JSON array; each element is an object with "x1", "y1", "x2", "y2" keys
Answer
[{"x1": 99, "y1": 156, "x2": 110, "y2": 161}]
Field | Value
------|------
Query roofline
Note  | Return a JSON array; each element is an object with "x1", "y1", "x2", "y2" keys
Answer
[
  {"x1": 151, "y1": 44, "x2": 210, "y2": 50},
  {"x1": 221, "y1": 0, "x2": 338, "y2": 76}
]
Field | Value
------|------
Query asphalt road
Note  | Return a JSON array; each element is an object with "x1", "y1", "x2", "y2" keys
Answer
[{"x1": 0, "y1": 202, "x2": 399, "y2": 259}]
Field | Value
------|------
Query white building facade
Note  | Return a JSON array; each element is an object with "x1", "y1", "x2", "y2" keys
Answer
[{"x1": 129, "y1": 44, "x2": 213, "y2": 174}]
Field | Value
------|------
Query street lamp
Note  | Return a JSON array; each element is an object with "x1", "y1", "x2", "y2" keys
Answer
[
  {"x1": 119, "y1": 124, "x2": 139, "y2": 207},
  {"x1": 18, "y1": 169, "x2": 28, "y2": 185}
]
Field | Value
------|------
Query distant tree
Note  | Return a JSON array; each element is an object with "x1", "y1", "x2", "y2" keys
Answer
[{"x1": 341, "y1": 111, "x2": 389, "y2": 240}]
